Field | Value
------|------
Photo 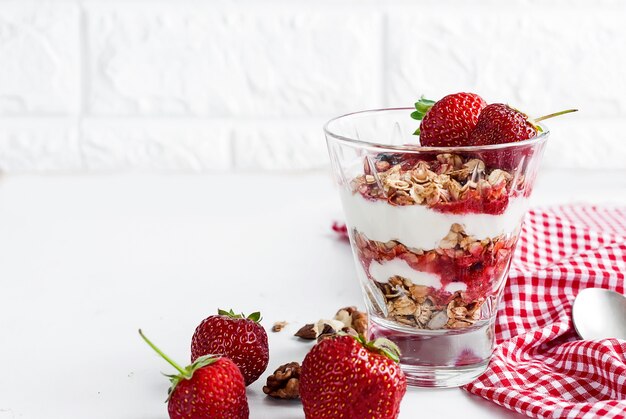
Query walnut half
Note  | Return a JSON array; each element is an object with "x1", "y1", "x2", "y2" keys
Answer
[{"x1": 262, "y1": 362, "x2": 301, "y2": 400}]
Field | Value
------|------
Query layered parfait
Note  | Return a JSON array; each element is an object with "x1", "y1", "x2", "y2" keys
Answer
[
  {"x1": 338, "y1": 93, "x2": 575, "y2": 331},
  {"x1": 343, "y1": 152, "x2": 524, "y2": 330}
]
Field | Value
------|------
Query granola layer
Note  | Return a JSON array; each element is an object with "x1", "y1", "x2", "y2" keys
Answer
[{"x1": 352, "y1": 153, "x2": 527, "y2": 215}]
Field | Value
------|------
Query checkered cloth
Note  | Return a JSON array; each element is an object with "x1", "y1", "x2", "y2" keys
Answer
[
  {"x1": 334, "y1": 206, "x2": 626, "y2": 418},
  {"x1": 465, "y1": 205, "x2": 626, "y2": 418}
]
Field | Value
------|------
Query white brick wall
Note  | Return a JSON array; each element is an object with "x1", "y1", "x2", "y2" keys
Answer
[{"x1": 0, "y1": 0, "x2": 625, "y2": 172}]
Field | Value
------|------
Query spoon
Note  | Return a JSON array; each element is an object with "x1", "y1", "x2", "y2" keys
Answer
[{"x1": 572, "y1": 288, "x2": 626, "y2": 340}]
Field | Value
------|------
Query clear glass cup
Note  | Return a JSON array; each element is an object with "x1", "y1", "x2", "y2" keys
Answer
[{"x1": 325, "y1": 108, "x2": 548, "y2": 388}]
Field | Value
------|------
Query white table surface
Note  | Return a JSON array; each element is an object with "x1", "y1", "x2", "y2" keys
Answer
[{"x1": 1, "y1": 170, "x2": 625, "y2": 419}]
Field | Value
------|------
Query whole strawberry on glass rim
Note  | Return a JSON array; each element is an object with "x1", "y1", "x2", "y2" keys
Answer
[
  {"x1": 412, "y1": 93, "x2": 577, "y2": 148},
  {"x1": 139, "y1": 329, "x2": 249, "y2": 419},
  {"x1": 411, "y1": 93, "x2": 576, "y2": 169},
  {"x1": 300, "y1": 334, "x2": 407, "y2": 419},
  {"x1": 412, "y1": 92, "x2": 486, "y2": 147},
  {"x1": 191, "y1": 309, "x2": 269, "y2": 386}
]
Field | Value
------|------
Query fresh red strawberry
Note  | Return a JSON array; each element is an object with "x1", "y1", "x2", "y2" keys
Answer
[
  {"x1": 412, "y1": 92, "x2": 486, "y2": 147},
  {"x1": 191, "y1": 309, "x2": 269, "y2": 386},
  {"x1": 468, "y1": 103, "x2": 537, "y2": 146},
  {"x1": 467, "y1": 103, "x2": 538, "y2": 170},
  {"x1": 468, "y1": 104, "x2": 577, "y2": 169},
  {"x1": 139, "y1": 329, "x2": 249, "y2": 419},
  {"x1": 300, "y1": 335, "x2": 407, "y2": 419}
]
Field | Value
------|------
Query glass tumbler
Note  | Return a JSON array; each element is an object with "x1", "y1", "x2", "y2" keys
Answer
[{"x1": 325, "y1": 108, "x2": 548, "y2": 388}]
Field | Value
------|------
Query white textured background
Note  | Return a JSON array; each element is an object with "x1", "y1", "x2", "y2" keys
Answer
[{"x1": 0, "y1": 0, "x2": 625, "y2": 172}]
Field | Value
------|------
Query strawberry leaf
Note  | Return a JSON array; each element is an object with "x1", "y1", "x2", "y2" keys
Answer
[
  {"x1": 163, "y1": 355, "x2": 220, "y2": 402},
  {"x1": 218, "y1": 308, "x2": 243, "y2": 319},
  {"x1": 218, "y1": 308, "x2": 262, "y2": 322},
  {"x1": 355, "y1": 336, "x2": 402, "y2": 363},
  {"x1": 188, "y1": 354, "x2": 219, "y2": 372},
  {"x1": 247, "y1": 311, "x2": 262, "y2": 322},
  {"x1": 411, "y1": 96, "x2": 435, "y2": 121},
  {"x1": 411, "y1": 96, "x2": 435, "y2": 136},
  {"x1": 348, "y1": 334, "x2": 401, "y2": 363},
  {"x1": 369, "y1": 338, "x2": 401, "y2": 363}
]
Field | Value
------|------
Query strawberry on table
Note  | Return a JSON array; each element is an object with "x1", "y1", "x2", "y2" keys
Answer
[
  {"x1": 300, "y1": 334, "x2": 407, "y2": 419},
  {"x1": 139, "y1": 329, "x2": 249, "y2": 419},
  {"x1": 412, "y1": 92, "x2": 487, "y2": 147},
  {"x1": 191, "y1": 309, "x2": 269, "y2": 386}
]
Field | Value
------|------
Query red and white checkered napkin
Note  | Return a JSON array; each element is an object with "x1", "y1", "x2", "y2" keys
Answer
[{"x1": 464, "y1": 205, "x2": 626, "y2": 418}]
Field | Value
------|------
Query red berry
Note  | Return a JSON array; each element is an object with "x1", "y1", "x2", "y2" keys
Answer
[
  {"x1": 468, "y1": 103, "x2": 538, "y2": 170},
  {"x1": 168, "y1": 357, "x2": 249, "y2": 419},
  {"x1": 419, "y1": 92, "x2": 486, "y2": 147},
  {"x1": 191, "y1": 309, "x2": 269, "y2": 386},
  {"x1": 300, "y1": 335, "x2": 407, "y2": 419},
  {"x1": 468, "y1": 103, "x2": 537, "y2": 146},
  {"x1": 139, "y1": 330, "x2": 249, "y2": 419}
]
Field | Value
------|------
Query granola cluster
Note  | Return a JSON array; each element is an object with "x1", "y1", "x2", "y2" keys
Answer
[
  {"x1": 376, "y1": 277, "x2": 484, "y2": 329},
  {"x1": 353, "y1": 153, "x2": 522, "y2": 212}
]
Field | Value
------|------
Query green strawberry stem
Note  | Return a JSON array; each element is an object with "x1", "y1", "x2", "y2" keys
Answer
[
  {"x1": 534, "y1": 108, "x2": 578, "y2": 122},
  {"x1": 139, "y1": 329, "x2": 189, "y2": 377},
  {"x1": 140, "y1": 329, "x2": 219, "y2": 401}
]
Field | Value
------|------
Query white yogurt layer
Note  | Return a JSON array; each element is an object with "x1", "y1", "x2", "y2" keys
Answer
[
  {"x1": 444, "y1": 282, "x2": 467, "y2": 293},
  {"x1": 340, "y1": 189, "x2": 528, "y2": 250},
  {"x1": 369, "y1": 258, "x2": 442, "y2": 287},
  {"x1": 367, "y1": 258, "x2": 468, "y2": 291}
]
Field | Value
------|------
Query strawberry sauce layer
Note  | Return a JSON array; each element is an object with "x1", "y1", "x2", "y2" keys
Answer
[
  {"x1": 354, "y1": 230, "x2": 516, "y2": 304},
  {"x1": 431, "y1": 194, "x2": 509, "y2": 215}
]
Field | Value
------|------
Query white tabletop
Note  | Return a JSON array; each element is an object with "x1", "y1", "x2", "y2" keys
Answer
[{"x1": 1, "y1": 170, "x2": 624, "y2": 419}]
